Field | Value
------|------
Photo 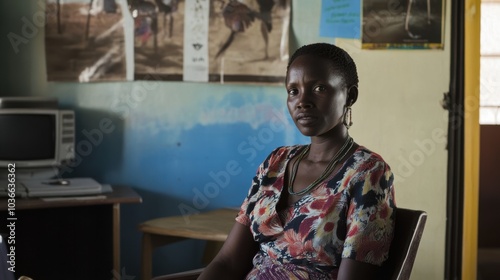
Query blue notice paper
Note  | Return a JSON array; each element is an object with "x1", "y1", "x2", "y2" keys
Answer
[{"x1": 319, "y1": 0, "x2": 361, "y2": 39}]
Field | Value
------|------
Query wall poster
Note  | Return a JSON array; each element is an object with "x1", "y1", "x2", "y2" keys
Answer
[
  {"x1": 45, "y1": 0, "x2": 127, "y2": 82},
  {"x1": 131, "y1": 0, "x2": 290, "y2": 84},
  {"x1": 45, "y1": 0, "x2": 291, "y2": 84},
  {"x1": 362, "y1": 0, "x2": 446, "y2": 49}
]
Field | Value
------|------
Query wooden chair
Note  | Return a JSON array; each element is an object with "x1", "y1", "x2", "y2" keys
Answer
[
  {"x1": 152, "y1": 207, "x2": 427, "y2": 280},
  {"x1": 377, "y1": 208, "x2": 428, "y2": 280}
]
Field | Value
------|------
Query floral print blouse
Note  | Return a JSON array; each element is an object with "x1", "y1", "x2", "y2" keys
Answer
[{"x1": 236, "y1": 145, "x2": 396, "y2": 279}]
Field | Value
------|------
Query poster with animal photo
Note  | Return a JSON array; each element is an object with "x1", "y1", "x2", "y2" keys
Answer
[
  {"x1": 45, "y1": 0, "x2": 127, "y2": 82},
  {"x1": 132, "y1": 0, "x2": 291, "y2": 84},
  {"x1": 362, "y1": 0, "x2": 445, "y2": 49},
  {"x1": 208, "y1": 0, "x2": 290, "y2": 84},
  {"x1": 130, "y1": 0, "x2": 185, "y2": 81},
  {"x1": 44, "y1": 0, "x2": 290, "y2": 84}
]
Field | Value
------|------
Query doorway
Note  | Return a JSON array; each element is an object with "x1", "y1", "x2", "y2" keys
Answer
[{"x1": 477, "y1": 1, "x2": 500, "y2": 279}]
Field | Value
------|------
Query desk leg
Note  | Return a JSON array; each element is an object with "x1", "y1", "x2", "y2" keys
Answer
[
  {"x1": 113, "y1": 203, "x2": 121, "y2": 279},
  {"x1": 142, "y1": 233, "x2": 153, "y2": 280},
  {"x1": 141, "y1": 233, "x2": 187, "y2": 280}
]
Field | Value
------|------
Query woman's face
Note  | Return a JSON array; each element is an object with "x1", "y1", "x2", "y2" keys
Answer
[{"x1": 286, "y1": 54, "x2": 351, "y2": 138}]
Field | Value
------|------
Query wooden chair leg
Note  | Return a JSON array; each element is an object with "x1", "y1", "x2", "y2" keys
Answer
[{"x1": 141, "y1": 233, "x2": 187, "y2": 280}]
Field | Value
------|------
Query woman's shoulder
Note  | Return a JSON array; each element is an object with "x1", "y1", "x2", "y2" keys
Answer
[
  {"x1": 355, "y1": 146, "x2": 387, "y2": 159},
  {"x1": 351, "y1": 145, "x2": 392, "y2": 171},
  {"x1": 347, "y1": 146, "x2": 395, "y2": 192}
]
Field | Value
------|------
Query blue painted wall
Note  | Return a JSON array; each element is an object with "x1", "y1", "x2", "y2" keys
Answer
[
  {"x1": 0, "y1": 1, "x2": 309, "y2": 277},
  {"x1": 61, "y1": 88, "x2": 307, "y2": 276}
]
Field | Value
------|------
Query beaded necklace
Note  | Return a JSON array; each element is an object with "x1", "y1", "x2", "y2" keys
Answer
[{"x1": 288, "y1": 137, "x2": 354, "y2": 196}]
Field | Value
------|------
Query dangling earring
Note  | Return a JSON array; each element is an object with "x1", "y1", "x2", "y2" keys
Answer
[{"x1": 343, "y1": 105, "x2": 353, "y2": 129}]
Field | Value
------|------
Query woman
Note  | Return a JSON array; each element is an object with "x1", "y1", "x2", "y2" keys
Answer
[{"x1": 199, "y1": 43, "x2": 396, "y2": 280}]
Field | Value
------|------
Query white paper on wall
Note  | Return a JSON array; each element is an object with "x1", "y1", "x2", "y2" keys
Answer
[{"x1": 183, "y1": 0, "x2": 210, "y2": 82}]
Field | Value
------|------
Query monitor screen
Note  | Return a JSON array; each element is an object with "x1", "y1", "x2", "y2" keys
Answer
[{"x1": 0, "y1": 114, "x2": 56, "y2": 161}]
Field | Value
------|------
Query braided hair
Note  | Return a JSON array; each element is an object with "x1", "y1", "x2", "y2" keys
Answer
[{"x1": 287, "y1": 43, "x2": 359, "y2": 88}]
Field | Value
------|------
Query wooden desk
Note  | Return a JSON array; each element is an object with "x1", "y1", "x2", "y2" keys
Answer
[
  {"x1": 139, "y1": 208, "x2": 239, "y2": 280},
  {"x1": 0, "y1": 186, "x2": 142, "y2": 280}
]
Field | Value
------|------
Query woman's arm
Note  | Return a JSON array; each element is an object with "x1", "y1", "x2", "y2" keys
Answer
[
  {"x1": 337, "y1": 258, "x2": 379, "y2": 280},
  {"x1": 198, "y1": 221, "x2": 259, "y2": 280}
]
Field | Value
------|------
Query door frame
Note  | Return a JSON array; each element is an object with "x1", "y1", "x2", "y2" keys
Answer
[
  {"x1": 445, "y1": 0, "x2": 480, "y2": 279},
  {"x1": 462, "y1": 0, "x2": 480, "y2": 278}
]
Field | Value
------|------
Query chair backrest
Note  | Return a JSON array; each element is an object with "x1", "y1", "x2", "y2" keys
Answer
[{"x1": 378, "y1": 207, "x2": 428, "y2": 280}]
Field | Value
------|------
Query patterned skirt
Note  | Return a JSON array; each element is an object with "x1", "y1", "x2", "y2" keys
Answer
[{"x1": 245, "y1": 252, "x2": 337, "y2": 280}]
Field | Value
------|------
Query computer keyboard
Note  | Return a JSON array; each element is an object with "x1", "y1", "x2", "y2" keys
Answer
[{"x1": 0, "y1": 178, "x2": 107, "y2": 198}]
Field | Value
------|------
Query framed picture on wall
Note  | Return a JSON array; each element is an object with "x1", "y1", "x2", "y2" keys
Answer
[{"x1": 361, "y1": 0, "x2": 446, "y2": 50}]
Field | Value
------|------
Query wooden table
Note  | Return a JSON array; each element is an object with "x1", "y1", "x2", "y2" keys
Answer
[
  {"x1": 139, "y1": 208, "x2": 239, "y2": 280},
  {"x1": 0, "y1": 186, "x2": 142, "y2": 280}
]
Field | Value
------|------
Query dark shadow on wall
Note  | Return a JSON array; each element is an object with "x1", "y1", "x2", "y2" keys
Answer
[{"x1": 58, "y1": 107, "x2": 125, "y2": 181}]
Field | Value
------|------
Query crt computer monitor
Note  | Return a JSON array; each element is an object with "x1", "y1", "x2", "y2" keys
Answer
[{"x1": 0, "y1": 98, "x2": 75, "y2": 180}]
